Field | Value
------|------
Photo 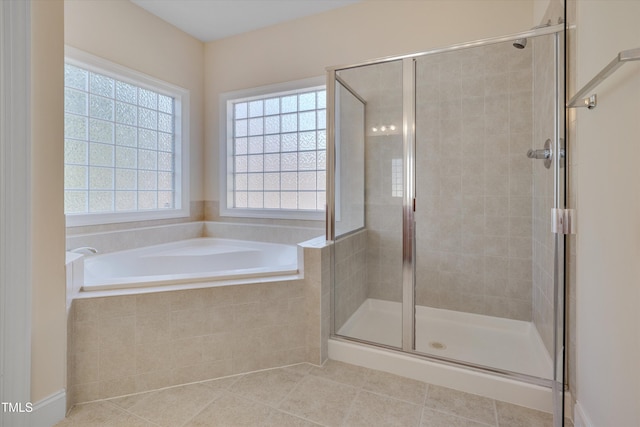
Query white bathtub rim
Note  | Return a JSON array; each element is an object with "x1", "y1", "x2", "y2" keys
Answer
[
  {"x1": 81, "y1": 265, "x2": 299, "y2": 292},
  {"x1": 72, "y1": 271, "x2": 304, "y2": 299},
  {"x1": 83, "y1": 236, "x2": 295, "y2": 260}
]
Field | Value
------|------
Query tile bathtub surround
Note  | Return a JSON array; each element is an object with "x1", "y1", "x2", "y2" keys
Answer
[
  {"x1": 66, "y1": 201, "x2": 205, "y2": 236},
  {"x1": 57, "y1": 360, "x2": 559, "y2": 427},
  {"x1": 300, "y1": 238, "x2": 331, "y2": 364},
  {"x1": 204, "y1": 221, "x2": 324, "y2": 245},
  {"x1": 67, "y1": 244, "x2": 329, "y2": 406}
]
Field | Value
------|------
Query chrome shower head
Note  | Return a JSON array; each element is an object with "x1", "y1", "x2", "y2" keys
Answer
[{"x1": 513, "y1": 38, "x2": 527, "y2": 49}]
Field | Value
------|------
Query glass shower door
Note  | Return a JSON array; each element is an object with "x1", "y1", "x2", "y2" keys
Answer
[
  {"x1": 331, "y1": 60, "x2": 405, "y2": 349},
  {"x1": 412, "y1": 32, "x2": 565, "y2": 387}
]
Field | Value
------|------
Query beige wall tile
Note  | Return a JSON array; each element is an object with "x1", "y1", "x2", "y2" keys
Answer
[
  {"x1": 135, "y1": 341, "x2": 173, "y2": 375},
  {"x1": 70, "y1": 350, "x2": 99, "y2": 386},
  {"x1": 135, "y1": 312, "x2": 171, "y2": 344},
  {"x1": 135, "y1": 293, "x2": 171, "y2": 315},
  {"x1": 99, "y1": 347, "x2": 135, "y2": 381},
  {"x1": 98, "y1": 296, "x2": 136, "y2": 319}
]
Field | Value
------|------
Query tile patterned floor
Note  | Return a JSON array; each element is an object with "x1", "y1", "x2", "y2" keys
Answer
[{"x1": 55, "y1": 360, "x2": 564, "y2": 427}]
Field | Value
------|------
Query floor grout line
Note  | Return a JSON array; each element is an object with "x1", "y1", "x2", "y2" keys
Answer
[
  {"x1": 339, "y1": 388, "x2": 362, "y2": 427},
  {"x1": 421, "y1": 405, "x2": 498, "y2": 427},
  {"x1": 274, "y1": 371, "x2": 334, "y2": 424},
  {"x1": 102, "y1": 399, "x2": 163, "y2": 427},
  {"x1": 493, "y1": 397, "x2": 500, "y2": 427},
  {"x1": 175, "y1": 389, "x2": 228, "y2": 427},
  {"x1": 417, "y1": 383, "x2": 430, "y2": 427}
]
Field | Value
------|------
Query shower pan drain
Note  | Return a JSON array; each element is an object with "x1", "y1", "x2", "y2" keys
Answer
[{"x1": 429, "y1": 341, "x2": 446, "y2": 350}]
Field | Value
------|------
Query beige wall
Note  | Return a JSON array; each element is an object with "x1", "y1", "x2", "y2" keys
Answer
[
  {"x1": 573, "y1": 1, "x2": 640, "y2": 425},
  {"x1": 533, "y1": 0, "x2": 563, "y2": 26},
  {"x1": 204, "y1": 0, "x2": 534, "y2": 204},
  {"x1": 31, "y1": 0, "x2": 66, "y2": 403},
  {"x1": 64, "y1": 0, "x2": 205, "y2": 202}
]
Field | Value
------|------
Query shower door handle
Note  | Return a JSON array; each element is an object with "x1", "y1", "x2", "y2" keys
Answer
[
  {"x1": 526, "y1": 148, "x2": 551, "y2": 160},
  {"x1": 527, "y1": 138, "x2": 552, "y2": 169}
]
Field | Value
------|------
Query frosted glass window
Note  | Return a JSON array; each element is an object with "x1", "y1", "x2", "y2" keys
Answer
[
  {"x1": 265, "y1": 98, "x2": 279, "y2": 115},
  {"x1": 227, "y1": 86, "x2": 326, "y2": 213},
  {"x1": 299, "y1": 92, "x2": 316, "y2": 111},
  {"x1": 116, "y1": 81, "x2": 137, "y2": 104},
  {"x1": 248, "y1": 174, "x2": 263, "y2": 191},
  {"x1": 89, "y1": 143, "x2": 114, "y2": 167},
  {"x1": 116, "y1": 124, "x2": 137, "y2": 147},
  {"x1": 64, "y1": 62, "x2": 179, "y2": 217},
  {"x1": 116, "y1": 191, "x2": 136, "y2": 211},
  {"x1": 89, "y1": 119, "x2": 113, "y2": 143},
  {"x1": 139, "y1": 108, "x2": 158, "y2": 130},
  {"x1": 89, "y1": 191, "x2": 114, "y2": 212},
  {"x1": 158, "y1": 132, "x2": 173, "y2": 152},
  {"x1": 248, "y1": 136, "x2": 263, "y2": 154},
  {"x1": 298, "y1": 111, "x2": 315, "y2": 131},
  {"x1": 265, "y1": 135, "x2": 280, "y2": 153},
  {"x1": 116, "y1": 102, "x2": 137, "y2": 125},
  {"x1": 281, "y1": 133, "x2": 297, "y2": 152},
  {"x1": 65, "y1": 89, "x2": 87, "y2": 115},
  {"x1": 65, "y1": 65, "x2": 88, "y2": 91},
  {"x1": 116, "y1": 169, "x2": 136, "y2": 190},
  {"x1": 65, "y1": 139, "x2": 87, "y2": 165},
  {"x1": 90, "y1": 95, "x2": 114, "y2": 121},
  {"x1": 299, "y1": 132, "x2": 316, "y2": 151}
]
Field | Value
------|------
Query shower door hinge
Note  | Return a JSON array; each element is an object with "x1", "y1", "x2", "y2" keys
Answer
[{"x1": 552, "y1": 208, "x2": 576, "y2": 235}]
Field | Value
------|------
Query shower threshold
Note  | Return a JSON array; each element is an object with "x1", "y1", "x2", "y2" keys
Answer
[{"x1": 337, "y1": 298, "x2": 553, "y2": 379}]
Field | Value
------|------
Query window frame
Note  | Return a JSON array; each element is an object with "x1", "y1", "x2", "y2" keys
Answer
[
  {"x1": 219, "y1": 76, "x2": 326, "y2": 221},
  {"x1": 64, "y1": 46, "x2": 190, "y2": 227}
]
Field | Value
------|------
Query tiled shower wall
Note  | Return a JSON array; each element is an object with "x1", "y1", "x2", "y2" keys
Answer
[
  {"x1": 357, "y1": 61, "x2": 404, "y2": 304},
  {"x1": 532, "y1": 20, "x2": 562, "y2": 359},
  {"x1": 335, "y1": 49, "x2": 538, "y2": 321},
  {"x1": 365, "y1": 132, "x2": 404, "y2": 303},
  {"x1": 414, "y1": 43, "x2": 535, "y2": 320},
  {"x1": 333, "y1": 229, "x2": 368, "y2": 331}
]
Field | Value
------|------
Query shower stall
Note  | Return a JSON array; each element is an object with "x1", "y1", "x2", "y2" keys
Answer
[{"x1": 326, "y1": 25, "x2": 566, "y2": 424}]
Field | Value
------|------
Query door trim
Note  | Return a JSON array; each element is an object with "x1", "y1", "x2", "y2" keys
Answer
[{"x1": 0, "y1": 1, "x2": 32, "y2": 426}]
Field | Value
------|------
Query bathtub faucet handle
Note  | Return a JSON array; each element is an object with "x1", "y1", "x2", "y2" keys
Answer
[{"x1": 69, "y1": 246, "x2": 98, "y2": 255}]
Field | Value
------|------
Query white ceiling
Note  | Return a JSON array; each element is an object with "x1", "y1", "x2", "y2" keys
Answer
[{"x1": 130, "y1": 0, "x2": 361, "y2": 42}]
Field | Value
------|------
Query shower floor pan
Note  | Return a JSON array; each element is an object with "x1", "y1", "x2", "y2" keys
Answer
[{"x1": 337, "y1": 298, "x2": 552, "y2": 379}]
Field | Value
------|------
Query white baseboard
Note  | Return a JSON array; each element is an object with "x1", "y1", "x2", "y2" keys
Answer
[
  {"x1": 574, "y1": 401, "x2": 594, "y2": 427},
  {"x1": 30, "y1": 390, "x2": 66, "y2": 427}
]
